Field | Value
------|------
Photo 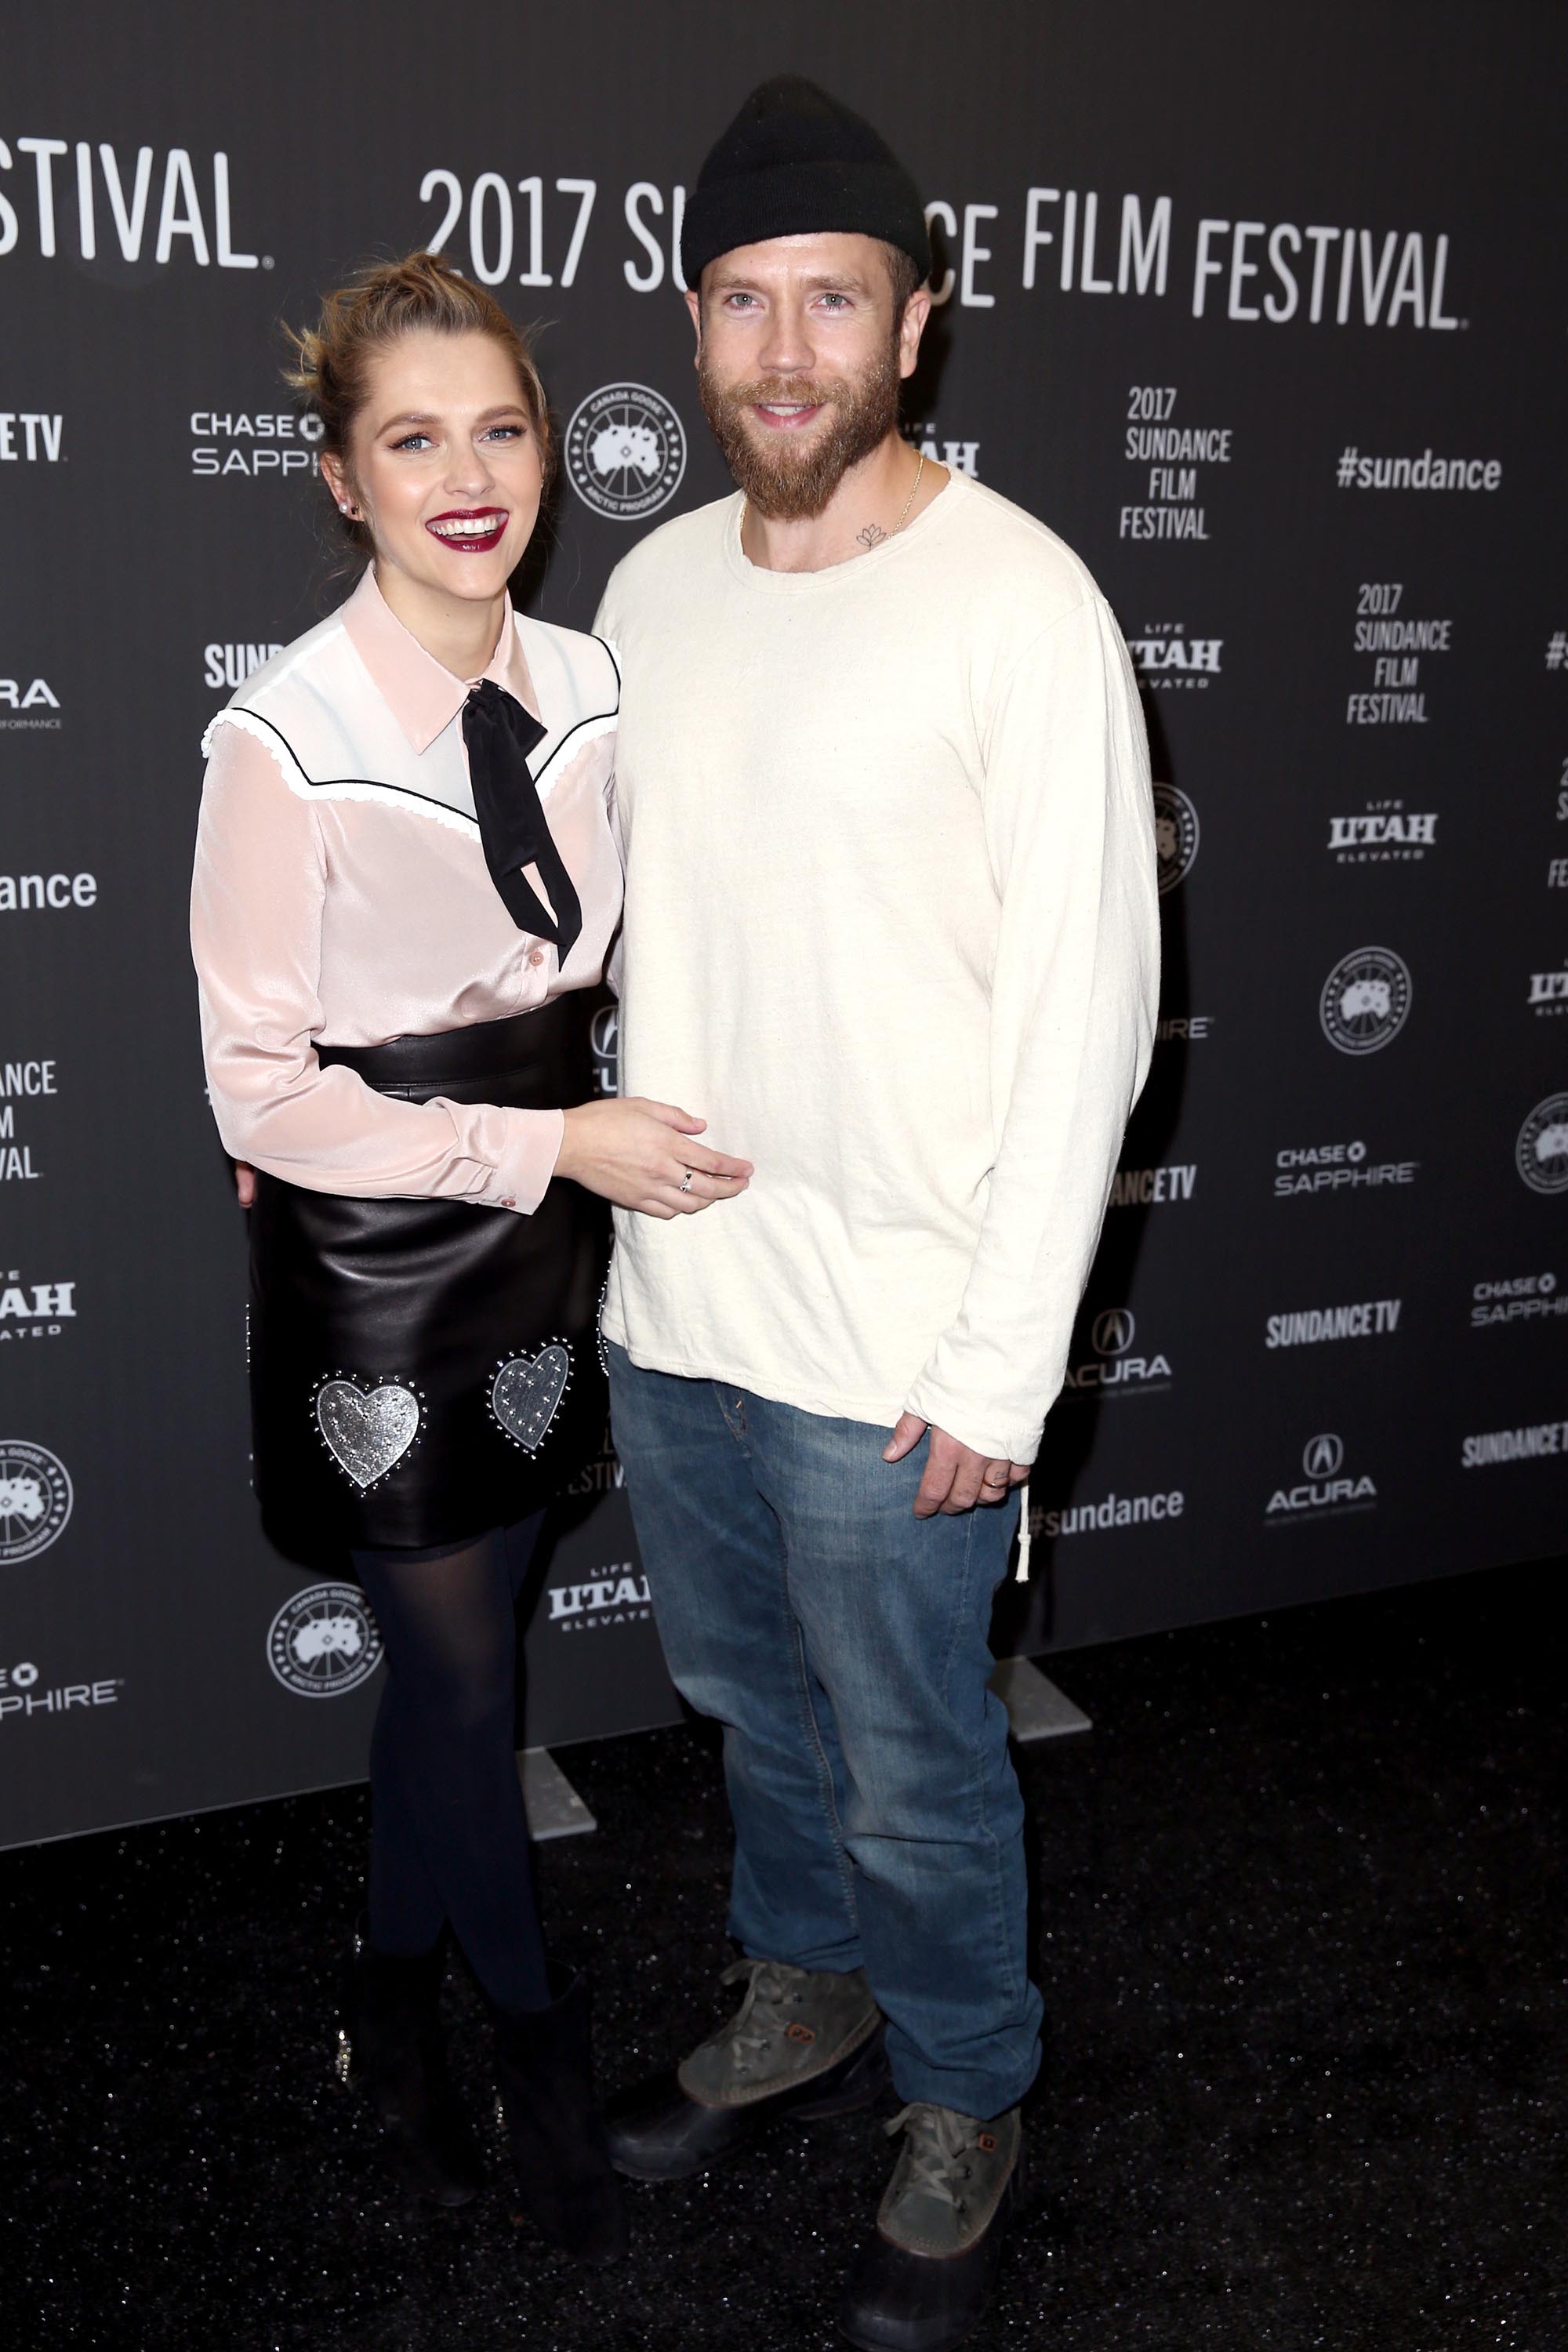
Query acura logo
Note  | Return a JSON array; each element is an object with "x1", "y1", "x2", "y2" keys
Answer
[
  {"x1": 1302, "y1": 1433, "x2": 1344, "y2": 1478},
  {"x1": 1091, "y1": 1308, "x2": 1136, "y2": 1356}
]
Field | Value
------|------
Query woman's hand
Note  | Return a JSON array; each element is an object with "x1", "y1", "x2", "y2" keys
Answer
[{"x1": 556, "y1": 1099, "x2": 753, "y2": 1219}]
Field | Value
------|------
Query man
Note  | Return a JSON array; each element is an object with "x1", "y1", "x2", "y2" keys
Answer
[{"x1": 596, "y1": 77, "x2": 1159, "y2": 2352}]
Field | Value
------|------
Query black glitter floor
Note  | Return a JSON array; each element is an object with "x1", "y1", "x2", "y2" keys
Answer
[{"x1": 3, "y1": 1561, "x2": 1563, "y2": 2352}]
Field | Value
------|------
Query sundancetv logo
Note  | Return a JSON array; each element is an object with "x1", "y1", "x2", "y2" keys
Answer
[
  {"x1": 1264, "y1": 1298, "x2": 1401, "y2": 1350},
  {"x1": 1460, "y1": 1419, "x2": 1568, "y2": 1470}
]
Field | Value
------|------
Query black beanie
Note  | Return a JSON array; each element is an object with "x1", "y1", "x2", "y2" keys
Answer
[{"x1": 681, "y1": 76, "x2": 931, "y2": 289}]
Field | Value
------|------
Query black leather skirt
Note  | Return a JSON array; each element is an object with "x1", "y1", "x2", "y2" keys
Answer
[{"x1": 247, "y1": 995, "x2": 608, "y2": 1563}]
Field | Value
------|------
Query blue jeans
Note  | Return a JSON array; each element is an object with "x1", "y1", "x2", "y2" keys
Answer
[{"x1": 607, "y1": 1343, "x2": 1042, "y2": 2119}]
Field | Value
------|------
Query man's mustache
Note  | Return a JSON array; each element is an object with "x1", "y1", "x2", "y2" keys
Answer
[{"x1": 716, "y1": 376, "x2": 846, "y2": 411}]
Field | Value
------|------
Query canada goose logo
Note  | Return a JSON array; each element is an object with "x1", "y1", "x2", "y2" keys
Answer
[
  {"x1": 1151, "y1": 783, "x2": 1199, "y2": 895},
  {"x1": 1319, "y1": 946, "x2": 1411, "y2": 1054},
  {"x1": 267, "y1": 1584, "x2": 383, "y2": 1697},
  {"x1": 564, "y1": 385, "x2": 686, "y2": 521}
]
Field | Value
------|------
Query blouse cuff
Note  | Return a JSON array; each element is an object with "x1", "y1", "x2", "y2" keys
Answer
[{"x1": 477, "y1": 1104, "x2": 566, "y2": 1214}]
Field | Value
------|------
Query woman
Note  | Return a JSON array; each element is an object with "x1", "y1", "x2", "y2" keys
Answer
[{"x1": 190, "y1": 252, "x2": 750, "y2": 2261}]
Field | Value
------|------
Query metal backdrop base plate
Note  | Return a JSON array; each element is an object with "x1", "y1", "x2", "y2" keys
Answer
[
  {"x1": 517, "y1": 1746, "x2": 598, "y2": 1840},
  {"x1": 989, "y1": 1656, "x2": 1093, "y2": 1741}
]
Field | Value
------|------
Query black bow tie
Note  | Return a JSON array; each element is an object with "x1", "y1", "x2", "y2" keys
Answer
[{"x1": 461, "y1": 679, "x2": 583, "y2": 964}]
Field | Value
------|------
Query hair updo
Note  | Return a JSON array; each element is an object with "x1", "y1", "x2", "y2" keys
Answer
[{"x1": 283, "y1": 251, "x2": 552, "y2": 552}]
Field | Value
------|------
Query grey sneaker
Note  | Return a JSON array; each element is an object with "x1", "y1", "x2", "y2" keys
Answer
[
  {"x1": 678, "y1": 1955, "x2": 881, "y2": 2107},
  {"x1": 876, "y1": 2101, "x2": 1023, "y2": 2257}
]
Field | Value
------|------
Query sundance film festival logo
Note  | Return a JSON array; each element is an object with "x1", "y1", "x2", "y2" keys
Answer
[
  {"x1": 267, "y1": 1584, "x2": 382, "y2": 1697},
  {"x1": 1152, "y1": 783, "x2": 1200, "y2": 894},
  {"x1": 1, "y1": 674, "x2": 60, "y2": 729},
  {"x1": 191, "y1": 409, "x2": 324, "y2": 479},
  {"x1": 1516, "y1": 1094, "x2": 1568, "y2": 1195},
  {"x1": 0, "y1": 1057, "x2": 56, "y2": 1185},
  {"x1": 1265, "y1": 1432, "x2": 1377, "y2": 1524},
  {"x1": 1327, "y1": 802, "x2": 1438, "y2": 863},
  {"x1": 1319, "y1": 946, "x2": 1411, "y2": 1054},
  {"x1": 0, "y1": 1270, "x2": 75, "y2": 1343},
  {"x1": 564, "y1": 384, "x2": 685, "y2": 520},
  {"x1": 548, "y1": 1565, "x2": 651, "y2": 1631},
  {"x1": 0, "y1": 1439, "x2": 73, "y2": 1564},
  {"x1": 1062, "y1": 1307, "x2": 1172, "y2": 1398},
  {"x1": 0, "y1": 140, "x2": 262, "y2": 267}
]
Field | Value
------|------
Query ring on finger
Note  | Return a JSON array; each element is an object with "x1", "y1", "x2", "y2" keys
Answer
[{"x1": 678, "y1": 1170, "x2": 695, "y2": 1193}]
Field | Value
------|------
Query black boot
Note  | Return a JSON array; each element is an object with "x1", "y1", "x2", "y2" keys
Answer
[
  {"x1": 337, "y1": 1931, "x2": 485, "y2": 2209},
  {"x1": 492, "y1": 1965, "x2": 629, "y2": 2267}
]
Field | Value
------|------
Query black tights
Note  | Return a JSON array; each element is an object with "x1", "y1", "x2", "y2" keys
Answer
[{"x1": 352, "y1": 1515, "x2": 550, "y2": 2014}]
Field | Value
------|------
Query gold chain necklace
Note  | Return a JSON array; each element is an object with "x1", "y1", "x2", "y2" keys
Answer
[{"x1": 891, "y1": 448, "x2": 925, "y2": 533}]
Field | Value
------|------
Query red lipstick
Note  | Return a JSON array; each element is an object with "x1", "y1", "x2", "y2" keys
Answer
[{"x1": 425, "y1": 506, "x2": 509, "y2": 554}]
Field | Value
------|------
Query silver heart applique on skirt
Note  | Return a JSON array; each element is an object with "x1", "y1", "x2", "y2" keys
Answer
[
  {"x1": 491, "y1": 1344, "x2": 572, "y2": 1453},
  {"x1": 315, "y1": 1378, "x2": 420, "y2": 1490}
]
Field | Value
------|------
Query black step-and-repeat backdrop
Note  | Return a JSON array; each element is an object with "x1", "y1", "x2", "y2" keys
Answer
[{"x1": 3, "y1": 3, "x2": 1564, "y2": 1848}]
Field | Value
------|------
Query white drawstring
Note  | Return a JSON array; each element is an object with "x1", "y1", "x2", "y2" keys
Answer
[{"x1": 1014, "y1": 1480, "x2": 1032, "y2": 1582}]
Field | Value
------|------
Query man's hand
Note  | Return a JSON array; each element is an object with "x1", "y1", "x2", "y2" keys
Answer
[
  {"x1": 234, "y1": 1160, "x2": 256, "y2": 1207},
  {"x1": 884, "y1": 1414, "x2": 1032, "y2": 1518}
]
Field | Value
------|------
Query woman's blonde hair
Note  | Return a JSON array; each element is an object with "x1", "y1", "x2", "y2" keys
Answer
[{"x1": 283, "y1": 251, "x2": 551, "y2": 552}]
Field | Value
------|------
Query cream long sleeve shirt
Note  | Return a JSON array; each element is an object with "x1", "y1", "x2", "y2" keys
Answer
[{"x1": 597, "y1": 470, "x2": 1159, "y2": 1465}]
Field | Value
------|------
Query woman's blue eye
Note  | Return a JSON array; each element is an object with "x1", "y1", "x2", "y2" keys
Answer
[{"x1": 392, "y1": 433, "x2": 430, "y2": 452}]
